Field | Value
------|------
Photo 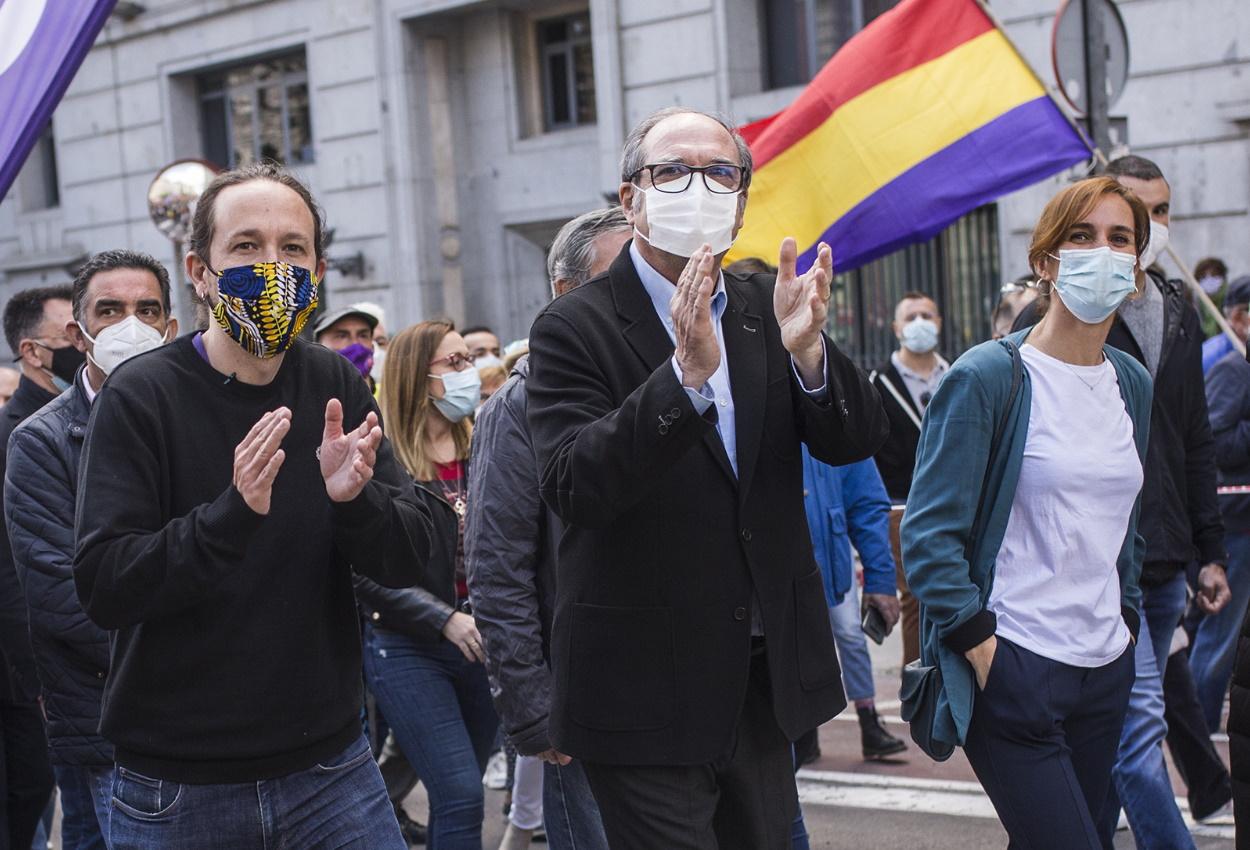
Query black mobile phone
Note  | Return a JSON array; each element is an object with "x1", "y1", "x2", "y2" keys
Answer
[{"x1": 861, "y1": 604, "x2": 887, "y2": 645}]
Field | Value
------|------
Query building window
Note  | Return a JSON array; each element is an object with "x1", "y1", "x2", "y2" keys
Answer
[
  {"x1": 19, "y1": 122, "x2": 60, "y2": 211},
  {"x1": 762, "y1": 0, "x2": 898, "y2": 89},
  {"x1": 199, "y1": 51, "x2": 313, "y2": 168},
  {"x1": 827, "y1": 205, "x2": 1001, "y2": 368},
  {"x1": 537, "y1": 12, "x2": 596, "y2": 131}
]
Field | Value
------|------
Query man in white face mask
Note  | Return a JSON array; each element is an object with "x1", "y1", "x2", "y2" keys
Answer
[
  {"x1": 525, "y1": 106, "x2": 889, "y2": 850},
  {"x1": 869, "y1": 292, "x2": 947, "y2": 668},
  {"x1": 3, "y1": 249, "x2": 177, "y2": 847}
]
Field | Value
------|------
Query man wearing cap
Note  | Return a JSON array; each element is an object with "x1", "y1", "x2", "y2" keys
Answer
[
  {"x1": 1204, "y1": 276, "x2": 1250, "y2": 375},
  {"x1": 1193, "y1": 277, "x2": 1250, "y2": 732},
  {"x1": 315, "y1": 306, "x2": 378, "y2": 385}
]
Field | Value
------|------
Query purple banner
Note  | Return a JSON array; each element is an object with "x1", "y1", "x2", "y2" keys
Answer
[{"x1": 0, "y1": 0, "x2": 118, "y2": 202}]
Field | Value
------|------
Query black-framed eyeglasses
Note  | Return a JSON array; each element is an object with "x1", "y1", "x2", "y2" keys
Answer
[{"x1": 630, "y1": 162, "x2": 746, "y2": 194}]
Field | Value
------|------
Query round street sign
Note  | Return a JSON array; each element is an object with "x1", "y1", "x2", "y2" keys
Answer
[{"x1": 1051, "y1": 0, "x2": 1131, "y2": 117}]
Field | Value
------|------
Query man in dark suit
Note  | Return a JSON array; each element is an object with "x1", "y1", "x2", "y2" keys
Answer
[
  {"x1": 525, "y1": 106, "x2": 889, "y2": 850},
  {"x1": 870, "y1": 291, "x2": 948, "y2": 666}
]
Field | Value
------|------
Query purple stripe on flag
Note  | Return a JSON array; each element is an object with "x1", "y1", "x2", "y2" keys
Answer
[
  {"x1": 0, "y1": 0, "x2": 118, "y2": 202},
  {"x1": 796, "y1": 97, "x2": 1091, "y2": 274}
]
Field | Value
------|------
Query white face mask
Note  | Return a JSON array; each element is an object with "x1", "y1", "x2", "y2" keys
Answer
[
  {"x1": 370, "y1": 345, "x2": 387, "y2": 382},
  {"x1": 474, "y1": 354, "x2": 504, "y2": 370},
  {"x1": 1139, "y1": 220, "x2": 1169, "y2": 269},
  {"x1": 635, "y1": 182, "x2": 740, "y2": 257},
  {"x1": 79, "y1": 315, "x2": 169, "y2": 376},
  {"x1": 900, "y1": 318, "x2": 939, "y2": 354}
]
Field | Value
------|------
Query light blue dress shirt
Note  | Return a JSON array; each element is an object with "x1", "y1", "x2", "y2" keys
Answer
[{"x1": 629, "y1": 241, "x2": 828, "y2": 482}]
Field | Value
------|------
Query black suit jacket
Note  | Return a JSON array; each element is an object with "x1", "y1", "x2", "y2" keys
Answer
[
  {"x1": 869, "y1": 360, "x2": 923, "y2": 503},
  {"x1": 526, "y1": 243, "x2": 889, "y2": 765}
]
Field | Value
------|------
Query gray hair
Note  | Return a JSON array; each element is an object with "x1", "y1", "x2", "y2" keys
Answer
[
  {"x1": 547, "y1": 206, "x2": 631, "y2": 293},
  {"x1": 619, "y1": 107, "x2": 753, "y2": 191}
]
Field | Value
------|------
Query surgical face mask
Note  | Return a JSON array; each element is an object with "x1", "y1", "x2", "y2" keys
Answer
[
  {"x1": 900, "y1": 318, "x2": 939, "y2": 354},
  {"x1": 1139, "y1": 220, "x2": 1169, "y2": 269},
  {"x1": 370, "y1": 345, "x2": 387, "y2": 382},
  {"x1": 1200, "y1": 275, "x2": 1225, "y2": 296},
  {"x1": 634, "y1": 182, "x2": 740, "y2": 257},
  {"x1": 337, "y1": 342, "x2": 373, "y2": 379},
  {"x1": 1051, "y1": 247, "x2": 1138, "y2": 324},
  {"x1": 474, "y1": 353, "x2": 504, "y2": 370},
  {"x1": 428, "y1": 366, "x2": 481, "y2": 423},
  {"x1": 207, "y1": 261, "x2": 319, "y2": 358},
  {"x1": 79, "y1": 315, "x2": 169, "y2": 376}
]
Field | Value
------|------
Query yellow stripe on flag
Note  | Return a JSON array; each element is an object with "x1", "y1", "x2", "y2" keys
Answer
[{"x1": 727, "y1": 29, "x2": 1045, "y2": 265}]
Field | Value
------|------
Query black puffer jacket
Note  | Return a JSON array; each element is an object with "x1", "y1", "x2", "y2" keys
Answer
[
  {"x1": 354, "y1": 479, "x2": 460, "y2": 643},
  {"x1": 0, "y1": 374, "x2": 57, "y2": 705},
  {"x1": 1014, "y1": 269, "x2": 1225, "y2": 578},
  {"x1": 464, "y1": 356, "x2": 563, "y2": 756},
  {"x1": 4, "y1": 373, "x2": 111, "y2": 765}
]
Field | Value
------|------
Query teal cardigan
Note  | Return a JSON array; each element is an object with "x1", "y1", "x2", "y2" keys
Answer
[{"x1": 900, "y1": 328, "x2": 1152, "y2": 751}]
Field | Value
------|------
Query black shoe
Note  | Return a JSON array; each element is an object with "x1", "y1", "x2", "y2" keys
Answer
[
  {"x1": 858, "y1": 707, "x2": 907, "y2": 759},
  {"x1": 395, "y1": 806, "x2": 427, "y2": 846}
]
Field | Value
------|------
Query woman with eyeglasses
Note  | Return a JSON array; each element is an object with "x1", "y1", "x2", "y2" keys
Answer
[
  {"x1": 901, "y1": 177, "x2": 1153, "y2": 847},
  {"x1": 354, "y1": 320, "x2": 499, "y2": 850}
]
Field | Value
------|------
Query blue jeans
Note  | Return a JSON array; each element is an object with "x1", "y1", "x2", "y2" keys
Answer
[
  {"x1": 108, "y1": 733, "x2": 403, "y2": 849},
  {"x1": 363, "y1": 625, "x2": 499, "y2": 850},
  {"x1": 1191, "y1": 532, "x2": 1250, "y2": 731},
  {"x1": 543, "y1": 760, "x2": 608, "y2": 850},
  {"x1": 828, "y1": 586, "x2": 874, "y2": 702},
  {"x1": 53, "y1": 764, "x2": 113, "y2": 850},
  {"x1": 1099, "y1": 572, "x2": 1195, "y2": 849}
]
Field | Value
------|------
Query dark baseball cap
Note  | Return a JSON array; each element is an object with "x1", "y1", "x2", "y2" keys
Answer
[{"x1": 1226, "y1": 275, "x2": 1250, "y2": 310}]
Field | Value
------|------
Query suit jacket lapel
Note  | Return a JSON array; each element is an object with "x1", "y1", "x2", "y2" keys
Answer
[
  {"x1": 610, "y1": 243, "x2": 674, "y2": 373},
  {"x1": 722, "y1": 276, "x2": 765, "y2": 500}
]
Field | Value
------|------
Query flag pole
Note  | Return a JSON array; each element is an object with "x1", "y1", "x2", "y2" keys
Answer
[{"x1": 972, "y1": 0, "x2": 1244, "y2": 354}]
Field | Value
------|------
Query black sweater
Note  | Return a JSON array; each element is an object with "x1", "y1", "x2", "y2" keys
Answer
[{"x1": 73, "y1": 335, "x2": 433, "y2": 783}]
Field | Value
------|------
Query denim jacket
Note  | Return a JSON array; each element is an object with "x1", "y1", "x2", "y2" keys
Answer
[
  {"x1": 801, "y1": 450, "x2": 896, "y2": 607},
  {"x1": 901, "y1": 329, "x2": 1151, "y2": 750}
]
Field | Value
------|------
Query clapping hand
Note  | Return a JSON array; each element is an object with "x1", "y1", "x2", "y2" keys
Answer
[
  {"x1": 774, "y1": 238, "x2": 833, "y2": 386},
  {"x1": 671, "y1": 244, "x2": 720, "y2": 390},
  {"x1": 320, "y1": 398, "x2": 383, "y2": 503},
  {"x1": 233, "y1": 408, "x2": 291, "y2": 515}
]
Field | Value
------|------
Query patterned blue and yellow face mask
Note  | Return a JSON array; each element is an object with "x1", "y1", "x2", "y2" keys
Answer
[{"x1": 208, "y1": 262, "x2": 319, "y2": 359}]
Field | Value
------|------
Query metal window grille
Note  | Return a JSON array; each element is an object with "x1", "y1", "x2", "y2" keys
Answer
[
  {"x1": 199, "y1": 52, "x2": 313, "y2": 168},
  {"x1": 827, "y1": 204, "x2": 1004, "y2": 369}
]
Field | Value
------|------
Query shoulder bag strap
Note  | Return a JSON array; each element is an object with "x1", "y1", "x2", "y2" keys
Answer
[{"x1": 876, "y1": 371, "x2": 923, "y2": 432}]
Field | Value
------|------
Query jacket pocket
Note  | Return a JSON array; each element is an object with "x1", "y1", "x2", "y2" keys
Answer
[
  {"x1": 794, "y1": 568, "x2": 841, "y2": 689},
  {"x1": 567, "y1": 603, "x2": 676, "y2": 731}
]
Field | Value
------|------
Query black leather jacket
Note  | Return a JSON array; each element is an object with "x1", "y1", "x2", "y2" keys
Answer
[{"x1": 354, "y1": 477, "x2": 461, "y2": 642}]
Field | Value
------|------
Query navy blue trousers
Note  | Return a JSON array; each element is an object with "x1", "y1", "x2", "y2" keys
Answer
[{"x1": 964, "y1": 637, "x2": 1135, "y2": 849}]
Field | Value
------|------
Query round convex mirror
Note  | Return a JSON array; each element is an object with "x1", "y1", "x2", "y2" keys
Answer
[{"x1": 147, "y1": 159, "x2": 220, "y2": 243}]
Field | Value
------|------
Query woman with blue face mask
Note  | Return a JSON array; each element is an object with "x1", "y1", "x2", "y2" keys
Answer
[
  {"x1": 900, "y1": 177, "x2": 1154, "y2": 848},
  {"x1": 353, "y1": 320, "x2": 498, "y2": 850}
]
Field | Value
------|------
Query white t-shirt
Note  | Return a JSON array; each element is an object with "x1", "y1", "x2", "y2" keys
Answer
[{"x1": 988, "y1": 344, "x2": 1142, "y2": 667}]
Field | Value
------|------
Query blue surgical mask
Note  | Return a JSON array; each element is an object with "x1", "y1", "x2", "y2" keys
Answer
[
  {"x1": 900, "y1": 318, "x2": 939, "y2": 354},
  {"x1": 429, "y1": 366, "x2": 481, "y2": 423},
  {"x1": 1051, "y1": 247, "x2": 1137, "y2": 324}
]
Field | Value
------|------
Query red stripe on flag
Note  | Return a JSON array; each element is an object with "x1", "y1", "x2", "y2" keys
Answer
[{"x1": 750, "y1": 0, "x2": 994, "y2": 168}]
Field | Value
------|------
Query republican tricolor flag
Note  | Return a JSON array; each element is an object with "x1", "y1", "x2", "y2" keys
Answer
[
  {"x1": 727, "y1": 0, "x2": 1092, "y2": 273},
  {"x1": 0, "y1": 0, "x2": 118, "y2": 202}
]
